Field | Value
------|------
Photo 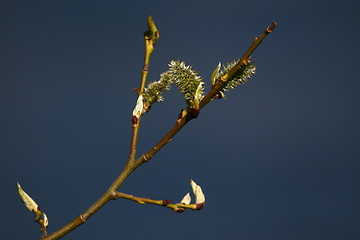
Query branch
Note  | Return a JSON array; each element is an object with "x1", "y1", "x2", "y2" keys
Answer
[
  {"x1": 115, "y1": 192, "x2": 203, "y2": 213},
  {"x1": 115, "y1": 179, "x2": 205, "y2": 212},
  {"x1": 128, "y1": 16, "x2": 160, "y2": 164},
  {"x1": 137, "y1": 21, "x2": 277, "y2": 165},
  {"x1": 199, "y1": 21, "x2": 277, "y2": 108},
  {"x1": 37, "y1": 20, "x2": 276, "y2": 240}
]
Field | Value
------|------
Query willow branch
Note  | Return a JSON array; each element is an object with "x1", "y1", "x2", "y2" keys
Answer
[
  {"x1": 199, "y1": 21, "x2": 277, "y2": 108},
  {"x1": 40, "y1": 16, "x2": 160, "y2": 240},
  {"x1": 137, "y1": 21, "x2": 277, "y2": 165},
  {"x1": 127, "y1": 16, "x2": 159, "y2": 164},
  {"x1": 39, "y1": 21, "x2": 275, "y2": 240},
  {"x1": 115, "y1": 192, "x2": 203, "y2": 212}
]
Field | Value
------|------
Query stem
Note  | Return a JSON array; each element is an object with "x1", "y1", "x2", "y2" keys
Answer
[
  {"x1": 200, "y1": 21, "x2": 277, "y2": 108},
  {"x1": 115, "y1": 192, "x2": 203, "y2": 212},
  {"x1": 137, "y1": 114, "x2": 188, "y2": 165},
  {"x1": 137, "y1": 22, "x2": 278, "y2": 164},
  {"x1": 39, "y1": 21, "x2": 275, "y2": 240},
  {"x1": 40, "y1": 162, "x2": 141, "y2": 240},
  {"x1": 115, "y1": 192, "x2": 165, "y2": 206},
  {"x1": 127, "y1": 120, "x2": 141, "y2": 163},
  {"x1": 127, "y1": 16, "x2": 159, "y2": 164}
]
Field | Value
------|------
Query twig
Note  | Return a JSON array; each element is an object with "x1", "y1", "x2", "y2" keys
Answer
[
  {"x1": 115, "y1": 192, "x2": 203, "y2": 212},
  {"x1": 127, "y1": 16, "x2": 159, "y2": 164},
  {"x1": 200, "y1": 21, "x2": 277, "y2": 108}
]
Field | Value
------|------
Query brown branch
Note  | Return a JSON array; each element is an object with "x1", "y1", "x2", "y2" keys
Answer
[
  {"x1": 115, "y1": 192, "x2": 204, "y2": 212},
  {"x1": 39, "y1": 20, "x2": 276, "y2": 240},
  {"x1": 199, "y1": 21, "x2": 277, "y2": 109},
  {"x1": 127, "y1": 16, "x2": 159, "y2": 165},
  {"x1": 40, "y1": 162, "x2": 141, "y2": 240},
  {"x1": 137, "y1": 21, "x2": 277, "y2": 165},
  {"x1": 137, "y1": 113, "x2": 188, "y2": 165}
]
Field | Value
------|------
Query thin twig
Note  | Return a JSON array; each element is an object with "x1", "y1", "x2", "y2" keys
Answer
[
  {"x1": 200, "y1": 21, "x2": 277, "y2": 108},
  {"x1": 127, "y1": 16, "x2": 159, "y2": 164},
  {"x1": 115, "y1": 192, "x2": 203, "y2": 212}
]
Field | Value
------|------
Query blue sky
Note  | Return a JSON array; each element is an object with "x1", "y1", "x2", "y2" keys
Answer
[{"x1": 1, "y1": 0, "x2": 360, "y2": 239}]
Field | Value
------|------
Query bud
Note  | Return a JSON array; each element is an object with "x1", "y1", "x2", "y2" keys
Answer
[
  {"x1": 146, "y1": 16, "x2": 159, "y2": 43},
  {"x1": 131, "y1": 116, "x2": 138, "y2": 125},
  {"x1": 190, "y1": 179, "x2": 205, "y2": 204},
  {"x1": 193, "y1": 83, "x2": 204, "y2": 109},
  {"x1": 17, "y1": 182, "x2": 41, "y2": 215},
  {"x1": 42, "y1": 212, "x2": 49, "y2": 227},
  {"x1": 211, "y1": 62, "x2": 221, "y2": 86},
  {"x1": 180, "y1": 192, "x2": 191, "y2": 205},
  {"x1": 195, "y1": 202, "x2": 205, "y2": 210},
  {"x1": 188, "y1": 108, "x2": 200, "y2": 118},
  {"x1": 132, "y1": 95, "x2": 144, "y2": 120}
]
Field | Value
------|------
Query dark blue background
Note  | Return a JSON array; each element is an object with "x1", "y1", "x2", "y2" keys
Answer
[{"x1": 2, "y1": 0, "x2": 359, "y2": 239}]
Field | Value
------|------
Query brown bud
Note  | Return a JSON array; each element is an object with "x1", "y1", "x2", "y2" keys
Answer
[
  {"x1": 195, "y1": 202, "x2": 204, "y2": 210},
  {"x1": 214, "y1": 94, "x2": 222, "y2": 99},
  {"x1": 132, "y1": 116, "x2": 138, "y2": 125},
  {"x1": 188, "y1": 108, "x2": 200, "y2": 118}
]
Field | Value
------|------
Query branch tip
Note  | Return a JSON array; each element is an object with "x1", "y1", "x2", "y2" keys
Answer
[{"x1": 266, "y1": 21, "x2": 277, "y2": 33}]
